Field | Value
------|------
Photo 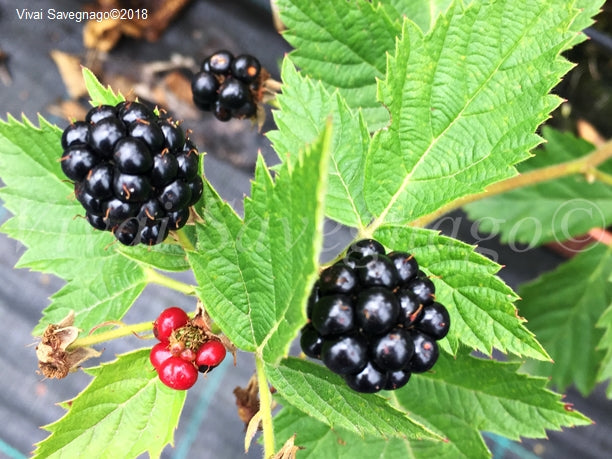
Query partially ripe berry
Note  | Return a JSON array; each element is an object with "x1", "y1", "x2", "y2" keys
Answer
[
  {"x1": 195, "y1": 340, "x2": 227, "y2": 373},
  {"x1": 180, "y1": 348, "x2": 197, "y2": 362},
  {"x1": 150, "y1": 342, "x2": 173, "y2": 370},
  {"x1": 158, "y1": 356, "x2": 198, "y2": 390},
  {"x1": 153, "y1": 307, "x2": 189, "y2": 343}
]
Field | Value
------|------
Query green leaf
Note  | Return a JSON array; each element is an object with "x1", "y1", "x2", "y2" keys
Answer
[
  {"x1": 82, "y1": 67, "x2": 125, "y2": 107},
  {"x1": 364, "y1": 0, "x2": 590, "y2": 225},
  {"x1": 274, "y1": 405, "x2": 414, "y2": 458},
  {"x1": 596, "y1": 304, "x2": 612, "y2": 397},
  {"x1": 188, "y1": 126, "x2": 331, "y2": 362},
  {"x1": 272, "y1": 353, "x2": 588, "y2": 457},
  {"x1": 267, "y1": 357, "x2": 442, "y2": 441},
  {"x1": 385, "y1": 0, "x2": 454, "y2": 33},
  {"x1": 118, "y1": 242, "x2": 191, "y2": 272},
  {"x1": 276, "y1": 0, "x2": 400, "y2": 130},
  {"x1": 33, "y1": 349, "x2": 185, "y2": 459},
  {"x1": 374, "y1": 225, "x2": 548, "y2": 360},
  {"x1": 268, "y1": 59, "x2": 371, "y2": 228},
  {"x1": 518, "y1": 243, "x2": 612, "y2": 395},
  {"x1": 0, "y1": 114, "x2": 150, "y2": 333},
  {"x1": 464, "y1": 128, "x2": 612, "y2": 246}
]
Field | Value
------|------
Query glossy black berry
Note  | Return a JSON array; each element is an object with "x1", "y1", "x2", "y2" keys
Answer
[
  {"x1": 406, "y1": 276, "x2": 436, "y2": 305},
  {"x1": 388, "y1": 251, "x2": 419, "y2": 284},
  {"x1": 75, "y1": 182, "x2": 104, "y2": 215},
  {"x1": 186, "y1": 175, "x2": 204, "y2": 207},
  {"x1": 384, "y1": 369, "x2": 411, "y2": 391},
  {"x1": 84, "y1": 163, "x2": 114, "y2": 200},
  {"x1": 86, "y1": 105, "x2": 116, "y2": 124},
  {"x1": 212, "y1": 101, "x2": 232, "y2": 121},
  {"x1": 88, "y1": 117, "x2": 126, "y2": 157},
  {"x1": 396, "y1": 289, "x2": 423, "y2": 327},
  {"x1": 128, "y1": 120, "x2": 165, "y2": 152},
  {"x1": 158, "y1": 120, "x2": 185, "y2": 153},
  {"x1": 354, "y1": 287, "x2": 399, "y2": 336},
  {"x1": 203, "y1": 50, "x2": 234, "y2": 74},
  {"x1": 61, "y1": 145, "x2": 99, "y2": 181},
  {"x1": 344, "y1": 361, "x2": 387, "y2": 394},
  {"x1": 318, "y1": 264, "x2": 357, "y2": 295},
  {"x1": 104, "y1": 198, "x2": 139, "y2": 225},
  {"x1": 137, "y1": 199, "x2": 166, "y2": 222},
  {"x1": 118, "y1": 101, "x2": 155, "y2": 125},
  {"x1": 113, "y1": 173, "x2": 152, "y2": 202},
  {"x1": 355, "y1": 254, "x2": 398, "y2": 288},
  {"x1": 86, "y1": 212, "x2": 109, "y2": 231},
  {"x1": 409, "y1": 331, "x2": 439, "y2": 373},
  {"x1": 176, "y1": 151, "x2": 199, "y2": 181},
  {"x1": 231, "y1": 54, "x2": 261, "y2": 83},
  {"x1": 158, "y1": 179, "x2": 191, "y2": 212},
  {"x1": 321, "y1": 335, "x2": 367, "y2": 375},
  {"x1": 150, "y1": 153, "x2": 179, "y2": 188},
  {"x1": 113, "y1": 138, "x2": 153, "y2": 174},
  {"x1": 371, "y1": 328, "x2": 414, "y2": 371},
  {"x1": 414, "y1": 303, "x2": 450, "y2": 340},
  {"x1": 306, "y1": 282, "x2": 320, "y2": 320},
  {"x1": 346, "y1": 239, "x2": 386, "y2": 260},
  {"x1": 218, "y1": 79, "x2": 250, "y2": 110},
  {"x1": 311, "y1": 295, "x2": 355, "y2": 337},
  {"x1": 140, "y1": 221, "x2": 169, "y2": 246},
  {"x1": 114, "y1": 218, "x2": 141, "y2": 246},
  {"x1": 191, "y1": 71, "x2": 219, "y2": 108},
  {"x1": 166, "y1": 208, "x2": 190, "y2": 230},
  {"x1": 61, "y1": 121, "x2": 89, "y2": 149},
  {"x1": 300, "y1": 324, "x2": 323, "y2": 359}
]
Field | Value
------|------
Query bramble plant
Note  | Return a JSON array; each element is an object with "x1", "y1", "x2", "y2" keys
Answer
[{"x1": 1, "y1": 0, "x2": 612, "y2": 457}]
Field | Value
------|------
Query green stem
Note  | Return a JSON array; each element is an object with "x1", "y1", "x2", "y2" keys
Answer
[
  {"x1": 175, "y1": 227, "x2": 195, "y2": 251},
  {"x1": 255, "y1": 354, "x2": 276, "y2": 458},
  {"x1": 145, "y1": 267, "x2": 197, "y2": 295},
  {"x1": 68, "y1": 320, "x2": 153, "y2": 349},
  {"x1": 409, "y1": 138, "x2": 612, "y2": 228}
]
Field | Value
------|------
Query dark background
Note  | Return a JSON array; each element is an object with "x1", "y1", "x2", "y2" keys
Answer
[{"x1": 0, "y1": 1, "x2": 611, "y2": 458}]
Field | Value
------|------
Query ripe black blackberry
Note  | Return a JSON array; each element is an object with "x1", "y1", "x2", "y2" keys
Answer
[
  {"x1": 191, "y1": 50, "x2": 267, "y2": 121},
  {"x1": 300, "y1": 238, "x2": 451, "y2": 394},
  {"x1": 59, "y1": 101, "x2": 204, "y2": 246}
]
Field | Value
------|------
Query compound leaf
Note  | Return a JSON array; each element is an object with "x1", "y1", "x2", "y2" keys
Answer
[
  {"x1": 267, "y1": 357, "x2": 442, "y2": 441},
  {"x1": 268, "y1": 59, "x2": 371, "y2": 228},
  {"x1": 519, "y1": 243, "x2": 612, "y2": 396},
  {"x1": 364, "y1": 0, "x2": 591, "y2": 226},
  {"x1": 33, "y1": 349, "x2": 185, "y2": 459},
  {"x1": 188, "y1": 126, "x2": 331, "y2": 363},
  {"x1": 464, "y1": 128, "x2": 612, "y2": 247},
  {"x1": 374, "y1": 225, "x2": 548, "y2": 360},
  {"x1": 276, "y1": 0, "x2": 400, "y2": 130}
]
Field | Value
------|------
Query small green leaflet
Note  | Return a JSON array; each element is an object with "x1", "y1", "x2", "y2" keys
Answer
[
  {"x1": 188, "y1": 126, "x2": 331, "y2": 363},
  {"x1": 268, "y1": 59, "x2": 371, "y2": 228},
  {"x1": 32, "y1": 349, "x2": 186, "y2": 459},
  {"x1": 596, "y1": 304, "x2": 612, "y2": 397},
  {"x1": 464, "y1": 128, "x2": 612, "y2": 246},
  {"x1": 365, "y1": 0, "x2": 585, "y2": 225},
  {"x1": 519, "y1": 243, "x2": 612, "y2": 396},
  {"x1": 267, "y1": 357, "x2": 442, "y2": 441},
  {"x1": 385, "y1": 0, "x2": 454, "y2": 33},
  {"x1": 276, "y1": 0, "x2": 400, "y2": 130},
  {"x1": 374, "y1": 225, "x2": 548, "y2": 360},
  {"x1": 82, "y1": 67, "x2": 125, "y2": 107},
  {"x1": 273, "y1": 352, "x2": 590, "y2": 458}
]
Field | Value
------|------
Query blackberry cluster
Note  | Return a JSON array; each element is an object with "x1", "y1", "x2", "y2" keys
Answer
[
  {"x1": 191, "y1": 50, "x2": 262, "y2": 121},
  {"x1": 60, "y1": 101, "x2": 203, "y2": 246},
  {"x1": 300, "y1": 239, "x2": 450, "y2": 394}
]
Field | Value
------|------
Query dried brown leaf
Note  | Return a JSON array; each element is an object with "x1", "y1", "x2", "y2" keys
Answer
[{"x1": 50, "y1": 50, "x2": 88, "y2": 99}]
